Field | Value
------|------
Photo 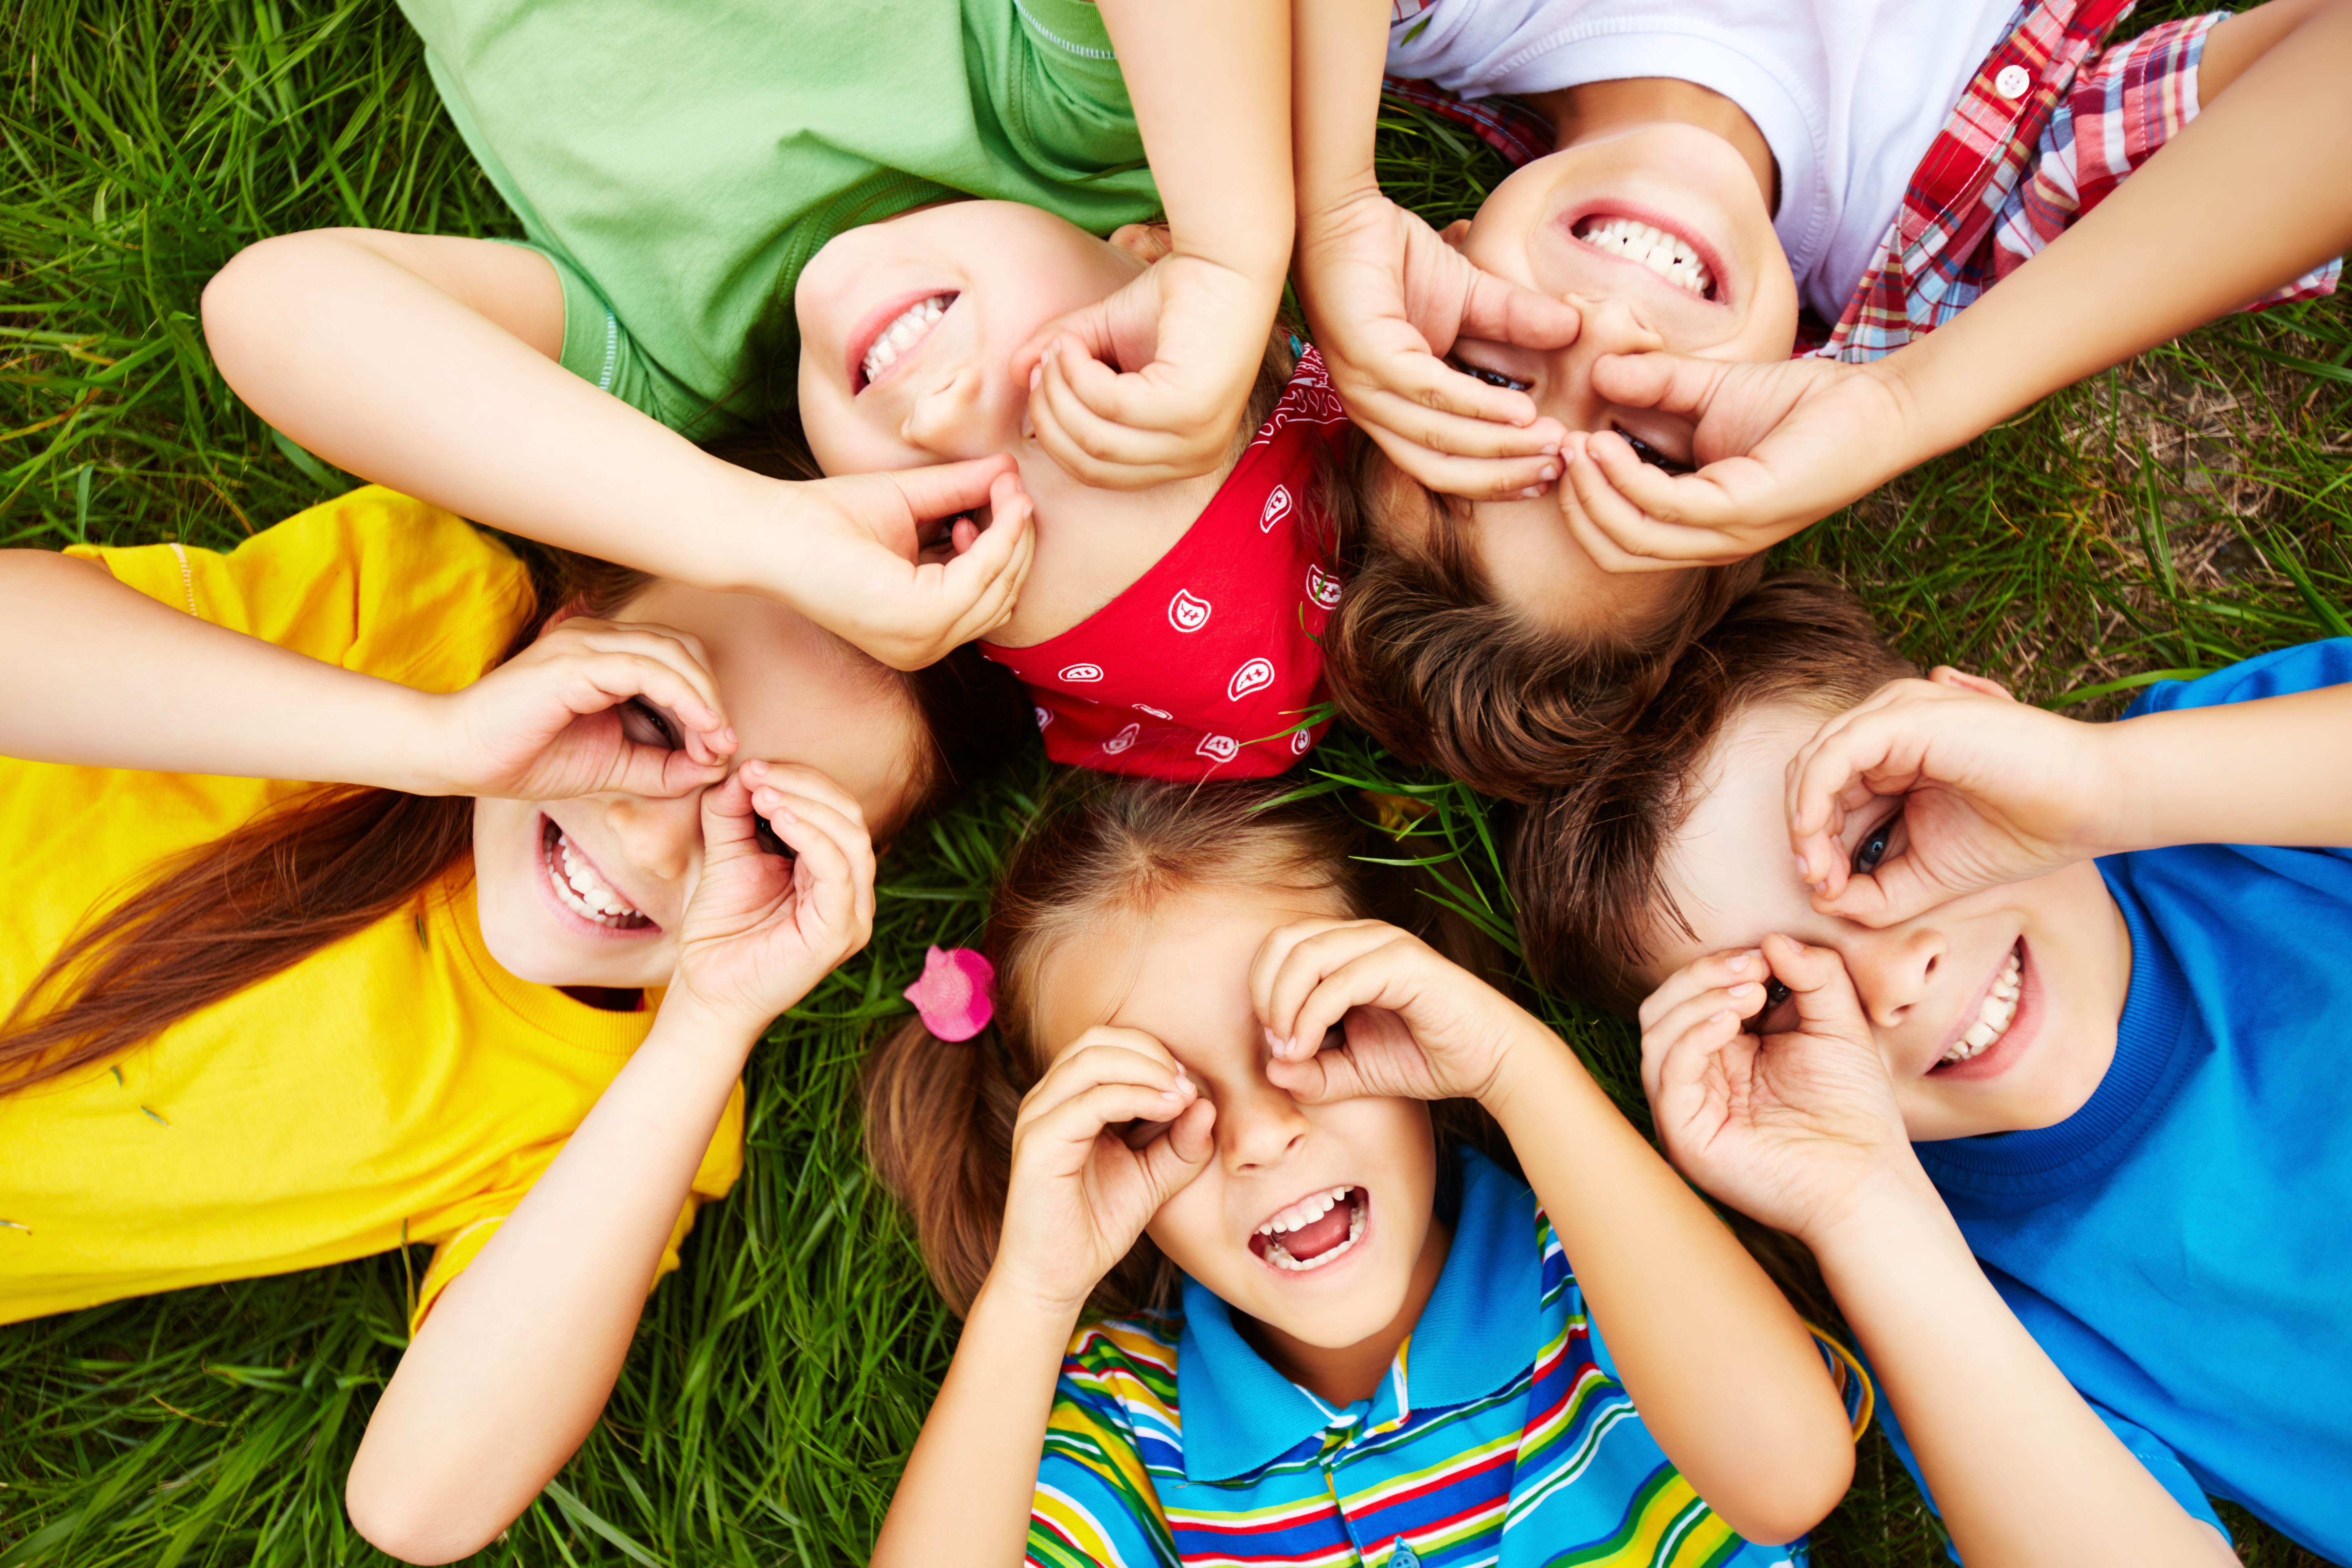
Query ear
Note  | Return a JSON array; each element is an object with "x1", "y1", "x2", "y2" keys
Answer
[
  {"x1": 1437, "y1": 218, "x2": 1472, "y2": 252},
  {"x1": 1927, "y1": 665, "x2": 2014, "y2": 702},
  {"x1": 532, "y1": 598, "x2": 591, "y2": 642},
  {"x1": 1108, "y1": 222, "x2": 1175, "y2": 264}
]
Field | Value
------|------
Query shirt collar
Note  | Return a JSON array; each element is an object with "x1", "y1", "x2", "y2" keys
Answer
[{"x1": 1174, "y1": 1148, "x2": 1542, "y2": 1483}]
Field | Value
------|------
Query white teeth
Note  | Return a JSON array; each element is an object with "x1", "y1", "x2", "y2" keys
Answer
[
  {"x1": 546, "y1": 827, "x2": 645, "y2": 928},
  {"x1": 1940, "y1": 949, "x2": 2023, "y2": 1065},
  {"x1": 1574, "y1": 217, "x2": 1715, "y2": 298},
  {"x1": 1255, "y1": 1186, "x2": 1350, "y2": 1237},
  {"x1": 1261, "y1": 1195, "x2": 1367, "y2": 1273},
  {"x1": 859, "y1": 294, "x2": 952, "y2": 385}
]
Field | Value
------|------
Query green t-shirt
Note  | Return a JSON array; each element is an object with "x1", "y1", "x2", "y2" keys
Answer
[{"x1": 399, "y1": 0, "x2": 1161, "y2": 437}]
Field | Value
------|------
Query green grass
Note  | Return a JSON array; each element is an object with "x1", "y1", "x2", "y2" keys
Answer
[{"x1": 2, "y1": 2, "x2": 2346, "y2": 1564}]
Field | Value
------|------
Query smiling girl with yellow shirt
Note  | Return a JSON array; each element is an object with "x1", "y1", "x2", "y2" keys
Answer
[{"x1": 0, "y1": 484, "x2": 1017, "y2": 1563}]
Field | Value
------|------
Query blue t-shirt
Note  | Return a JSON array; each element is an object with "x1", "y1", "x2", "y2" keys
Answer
[{"x1": 1886, "y1": 639, "x2": 2352, "y2": 1561}]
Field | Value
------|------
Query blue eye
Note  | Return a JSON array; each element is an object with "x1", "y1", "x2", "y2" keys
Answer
[
  {"x1": 1854, "y1": 811, "x2": 1901, "y2": 875},
  {"x1": 1450, "y1": 357, "x2": 1531, "y2": 393}
]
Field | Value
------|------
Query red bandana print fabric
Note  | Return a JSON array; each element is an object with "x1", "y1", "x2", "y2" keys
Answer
[{"x1": 982, "y1": 348, "x2": 1350, "y2": 780}]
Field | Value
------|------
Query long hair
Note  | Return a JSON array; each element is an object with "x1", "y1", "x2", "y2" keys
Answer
[{"x1": 862, "y1": 778, "x2": 1518, "y2": 1319}]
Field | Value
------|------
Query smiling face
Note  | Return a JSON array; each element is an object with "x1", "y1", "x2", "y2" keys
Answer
[
  {"x1": 471, "y1": 580, "x2": 921, "y2": 990},
  {"x1": 793, "y1": 200, "x2": 1152, "y2": 479},
  {"x1": 1644, "y1": 701, "x2": 2135, "y2": 1141},
  {"x1": 1035, "y1": 883, "x2": 1442, "y2": 1357}
]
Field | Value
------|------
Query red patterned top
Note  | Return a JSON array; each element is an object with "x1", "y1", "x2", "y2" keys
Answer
[{"x1": 982, "y1": 349, "x2": 1350, "y2": 780}]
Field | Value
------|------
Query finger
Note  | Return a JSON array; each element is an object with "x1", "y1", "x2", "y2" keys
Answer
[
  {"x1": 1637, "y1": 947, "x2": 1766, "y2": 1031},
  {"x1": 928, "y1": 474, "x2": 1037, "y2": 646},
  {"x1": 885, "y1": 453, "x2": 1022, "y2": 523},
  {"x1": 1266, "y1": 1045, "x2": 1376, "y2": 1106},
  {"x1": 1650, "y1": 1003, "x2": 1755, "y2": 1113},
  {"x1": 1028, "y1": 1080, "x2": 1202, "y2": 1156},
  {"x1": 1555, "y1": 447, "x2": 1730, "y2": 572},
  {"x1": 1031, "y1": 348, "x2": 1203, "y2": 488},
  {"x1": 744, "y1": 766, "x2": 878, "y2": 927},
  {"x1": 545, "y1": 637, "x2": 728, "y2": 745},
  {"x1": 1759, "y1": 935, "x2": 1868, "y2": 1038},
  {"x1": 599, "y1": 736, "x2": 730, "y2": 801},
  {"x1": 1457, "y1": 270, "x2": 1582, "y2": 355},
  {"x1": 1566, "y1": 435, "x2": 1751, "y2": 565},
  {"x1": 735, "y1": 757, "x2": 868, "y2": 830},
  {"x1": 1347, "y1": 374, "x2": 1568, "y2": 460},
  {"x1": 1360, "y1": 423, "x2": 1569, "y2": 504},
  {"x1": 1251, "y1": 920, "x2": 1392, "y2": 1059},
  {"x1": 1143, "y1": 1097, "x2": 1218, "y2": 1185},
  {"x1": 1022, "y1": 1036, "x2": 1194, "y2": 1125},
  {"x1": 1581, "y1": 430, "x2": 1755, "y2": 537},
  {"x1": 1588, "y1": 349, "x2": 1733, "y2": 422}
]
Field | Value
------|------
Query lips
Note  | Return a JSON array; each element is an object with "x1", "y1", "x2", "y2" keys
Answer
[
  {"x1": 848, "y1": 290, "x2": 957, "y2": 393},
  {"x1": 1560, "y1": 201, "x2": 1734, "y2": 309},
  {"x1": 1248, "y1": 1186, "x2": 1367, "y2": 1273},
  {"x1": 540, "y1": 815, "x2": 655, "y2": 932}
]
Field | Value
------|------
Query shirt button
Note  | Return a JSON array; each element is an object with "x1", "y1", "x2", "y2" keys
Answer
[{"x1": 1994, "y1": 63, "x2": 2033, "y2": 99}]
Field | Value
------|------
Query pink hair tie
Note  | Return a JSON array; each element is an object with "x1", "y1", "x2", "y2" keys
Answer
[{"x1": 904, "y1": 945, "x2": 995, "y2": 1041}]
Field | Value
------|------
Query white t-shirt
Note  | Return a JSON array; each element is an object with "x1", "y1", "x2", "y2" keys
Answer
[{"x1": 1388, "y1": 0, "x2": 2021, "y2": 321}]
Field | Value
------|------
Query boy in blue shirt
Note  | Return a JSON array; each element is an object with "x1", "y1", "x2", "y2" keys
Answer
[{"x1": 1509, "y1": 573, "x2": 2352, "y2": 1564}]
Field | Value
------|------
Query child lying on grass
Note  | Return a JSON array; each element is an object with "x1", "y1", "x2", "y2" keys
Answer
[
  {"x1": 862, "y1": 779, "x2": 1862, "y2": 1568},
  {"x1": 1511, "y1": 575, "x2": 2352, "y2": 1564},
  {"x1": 205, "y1": 0, "x2": 1348, "y2": 779},
  {"x1": 0, "y1": 486, "x2": 1021, "y2": 1563},
  {"x1": 1293, "y1": 0, "x2": 2352, "y2": 800}
]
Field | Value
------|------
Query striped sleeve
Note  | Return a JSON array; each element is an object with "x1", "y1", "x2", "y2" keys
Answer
[{"x1": 1028, "y1": 1319, "x2": 1185, "y2": 1568}]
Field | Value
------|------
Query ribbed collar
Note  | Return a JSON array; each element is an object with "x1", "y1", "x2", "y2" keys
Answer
[
  {"x1": 1174, "y1": 1149, "x2": 1541, "y2": 1483},
  {"x1": 435, "y1": 870, "x2": 662, "y2": 1058},
  {"x1": 1914, "y1": 857, "x2": 2196, "y2": 1207}
]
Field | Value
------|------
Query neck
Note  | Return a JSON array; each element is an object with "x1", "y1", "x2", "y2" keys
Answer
[
  {"x1": 1524, "y1": 78, "x2": 1777, "y2": 216},
  {"x1": 1238, "y1": 1218, "x2": 1451, "y2": 1408},
  {"x1": 984, "y1": 448, "x2": 1230, "y2": 648}
]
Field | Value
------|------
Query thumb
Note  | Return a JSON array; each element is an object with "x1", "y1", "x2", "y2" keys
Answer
[
  {"x1": 1590, "y1": 350, "x2": 1731, "y2": 422},
  {"x1": 600, "y1": 740, "x2": 728, "y2": 801},
  {"x1": 1140, "y1": 1098, "x2": 1216, "y2": 1196},
  {"x1": 883, "y1": 454, "x2": 1022, "y2": 524},
  {"x1": 1457, "y1": 268, "x2": 1581, "y2": 354},
  {"x1": 1762, "y1": 934, "x2": 1870, "y2": 1041}
]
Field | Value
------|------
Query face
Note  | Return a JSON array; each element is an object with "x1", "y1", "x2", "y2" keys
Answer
[
  {"x1": 1393, "y1": 124, "x2": 1799, "y2": 636},
  {"x1": 472, "y1": 581, "x2": 920, "y2": 989},
  {"x1": 1646, "y1": 701, "x2": 2135, "y2": 1141},
  {"x1": 1037, "y1": 884, "x2": 1441, "y2": 1354},
  {"x1": 794, "y1": 200, "x2": 1153, "y2": 486}
]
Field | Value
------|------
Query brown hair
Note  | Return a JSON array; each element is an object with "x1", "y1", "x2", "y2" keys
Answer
[
  {"x1": 863, "y1": 777, "x2": 1514, "y2": 1319},
  {"x1": 0, "y1": 493, "x2": 1029, "y2": 1095},
  {"x1": 1509, "y1": 574, "x2": 1915, "y2": 1017},
  {"x1": 1323, "y1": 461, "x2": 1762, "y2": 803}
]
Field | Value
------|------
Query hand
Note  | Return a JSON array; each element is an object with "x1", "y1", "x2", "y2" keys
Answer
[
  {"x1": 1640, "y1": 937, "x2": 1925, "y2": 1245},
  {"x1": 1556, "y1": 352, "x2": 1918, "y2": 569},
  {"x1": 993, "y1": 1027, "x2": 1216, "y2": 1313},
  {"x1": 1297, "y1": 191, "x2": 1577, "y2": 500},
  {"x1": 1252, "y1": 918, "x2": 1535, "y2": 1109},
  {"x1": 1009, "y1": 252, "x2": 1282, "y2": 490},
  {"x1": 666, "y1": 761, "x2": 877, "y2": 1034},
  {"x1": 783, "y1": 458, "x2": 1036, "y2": 670},
  {"x1": 1786, "y1": 669, "x2": 2117, "y2": 925},
  {"x1": 428, "y1": 616, "x2": 735, "y2": 800}
]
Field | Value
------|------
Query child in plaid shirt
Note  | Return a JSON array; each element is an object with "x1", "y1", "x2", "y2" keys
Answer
[{"x1": 1291, "y1": 0, "x2": 2350, "y2": 802}]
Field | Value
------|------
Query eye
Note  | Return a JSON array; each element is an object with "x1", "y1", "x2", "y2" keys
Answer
[
  {"x1": 1614, "y1": 429, "x2": 1695, "y2": 474},
  {"x1": 1853, "y1": 808, "x2": 1903, "y2": 876},
  {"x1": 619, "y1": 697, "x2": 681, "y2": 750},
  {"x1": 1750, "y1": 976, "x2": 1796, "y2": 1035},
  {"x1": 751, "y1": 812, "x2": 797, "y2": 862},
  {"x1": 1449, "y1": 357, "x2": 1531, "y2": 393}
]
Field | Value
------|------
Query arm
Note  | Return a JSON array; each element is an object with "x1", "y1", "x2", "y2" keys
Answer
[
  {"x1": 1253, "y1": 922, "x2": 1853, "y2": 1544},
  {"x1": 1290, "y1": 0, "x2": 1578, "y2": 501},
  {"x1": 1781, "y1": 667, "x2": 2352, "y2": 927},
  {"x1": 1558, "y1": 0, "x2": 2352, "y2": 562},
  {"x1": 1012, "y1": 0, "x2": 1294, "y2": 487},
  {"x1": 1645, "y1": 939, "x2": 2238, "y2": 1565},
  {"x1": 346, "y1": 764, "x2": 875, "y2": 1564},
  {"x1": 202, "y1": 230, "x2": 1034, "y2": 670},
  {"x1": 870, "y1": 1028, "x2": 1213, "y2": 1568},
  {"x1": 0, "y1": 549, "x2": 728, "y2": 800}
]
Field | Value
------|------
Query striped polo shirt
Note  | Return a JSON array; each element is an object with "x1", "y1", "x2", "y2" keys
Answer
[{"x1": 1025, "y1": 1151, "x2": 1861, "y2": 1568}]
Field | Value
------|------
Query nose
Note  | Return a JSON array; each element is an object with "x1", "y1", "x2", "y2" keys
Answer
[
  {"x1": 1541, "y1": 295, "x2": 1668, "y2": 434},
  {"x1": 1841, "y1": 926, "x2": 1946, "y2": 1031},
  {"x1": 598, "y1": 789, "x2": 702, "y2": 886},
  {"x1": 900, "y1": 363, "x2": 1000, "y2": 460},
  {"x1": 1217, "y1": 1076, "x2": 1310, "y2": 1174}
]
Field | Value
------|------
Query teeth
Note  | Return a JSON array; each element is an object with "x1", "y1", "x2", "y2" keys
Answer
[
  {"x1": 546, "y1": 827, "x2": 645, "y2": 928},
  {"x1": 1574, "y1": 217, "x2": 1715, "y2": 298},
  {"x1": 859, "y1": 294, "x2": 952, "y2": 385},
  {"x1": 1256, "y1": 1187, "x2": 1350, "y2": 1237},
  {"x1": 1940, "y1": 949, "x2": 2023, "y2": 1065},
  {"x1": 1261, "y1": 1195, "x2": 1367, "y2": 1273}
]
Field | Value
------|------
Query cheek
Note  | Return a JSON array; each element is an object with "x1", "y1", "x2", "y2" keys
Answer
[{"x1": 1140, "y1": 1173, "x2": 1228, "y2": 1280}]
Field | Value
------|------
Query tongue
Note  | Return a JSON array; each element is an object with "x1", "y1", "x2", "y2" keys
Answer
[{"x1": 1280, "y1": 1201, "x2": 1352, "y2": 1262}]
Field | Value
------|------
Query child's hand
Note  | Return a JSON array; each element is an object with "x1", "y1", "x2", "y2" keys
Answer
[
  {"x1": 430, "y1": 616, "x2": 735, "y2": 801},
  {"x1": 1298, "y1": 192, "x2": 1577, "y2": 501},
  {"x1": 1787, "y1": 670, "x2": 2117, "y2": 925},
  {"x1": 1252, "y1": 918, "x2": 1533, "y2": 1109},
  {"x1": 1641, "y1": 937, "x2": 1922, "y2": 1244},
  {"x1": 666, "y1": 762, "x2": 876, "y2": 1035},
  {"x1": 784, "y1": 458, "x2": 1036, "y2": 670},
  {"x1": 1010, "y1": 253, "x2": 1280, "y2": 490},
  {"x1": 1555, "y1": 353, "x2": 1913, "y2": 569},
  {"x1": 993, "y1": 1027, "x2": 1216, "y2": 1313}
]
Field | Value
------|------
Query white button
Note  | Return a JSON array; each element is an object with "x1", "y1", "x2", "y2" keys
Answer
[{"x1": 1994, "y1": 63, "x2": 2033, "y2": 99}]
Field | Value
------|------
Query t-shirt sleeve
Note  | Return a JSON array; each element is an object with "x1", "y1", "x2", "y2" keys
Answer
[
  {"x1": 65, "y1": 487, "x2": 534, "y2": 694},
  {"x1": 1027, "y1": 1328, "x2": 1182, "y2": 1568},
  {"x1": 1873, "y1": 1384, "x2": 2227, "y2": 1561},
  {"x1": 407, "y1": 1077, "x2": 746, "y2": 1334},
  {"x1": 2123, "y1": 638, "x2": 2352, "y2": 719},
  {"x1": 489, "y1": 238, "x2": 722, "y2": 435}
]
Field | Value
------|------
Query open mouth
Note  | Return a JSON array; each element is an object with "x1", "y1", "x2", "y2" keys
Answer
[
  {"x1": 1573, "y1": 215, "x2": 1716, "y2": 301},
  {"x1": 852, "y1": 292, "x2": 957, "y2": 392},
  {"x1": 541, "y1": 816, "x2": 655, "y2": 931},
  {"x1": 1248, "y1": 1186, "x2": 1366, "y2": 1274},
  {"x1": 1937, "y1": 942, "x2": 2022, "y2": 1067}
]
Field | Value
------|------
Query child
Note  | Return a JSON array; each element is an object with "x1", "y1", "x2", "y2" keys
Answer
[
  {"x1": 861, "y1": 780, "x2": 1863, "y2": 1567},
  {"x1": 200, "y1": 0, "x2": 1343, "y2": 778},
  {"x1": 0, "y1": 486, "x2": 1018, "y2": 1563},
  {"x1": 1292, "y1": 0, "x2": 2352, "y2": 800},
  {"x1": 1510, "y1": 575, "x2": 2352, "y2": 1563}
]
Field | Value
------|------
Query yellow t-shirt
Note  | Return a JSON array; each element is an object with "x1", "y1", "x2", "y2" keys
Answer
[{"x1": 0, "y1": 487, "x2": 744, "y2": 1329}]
